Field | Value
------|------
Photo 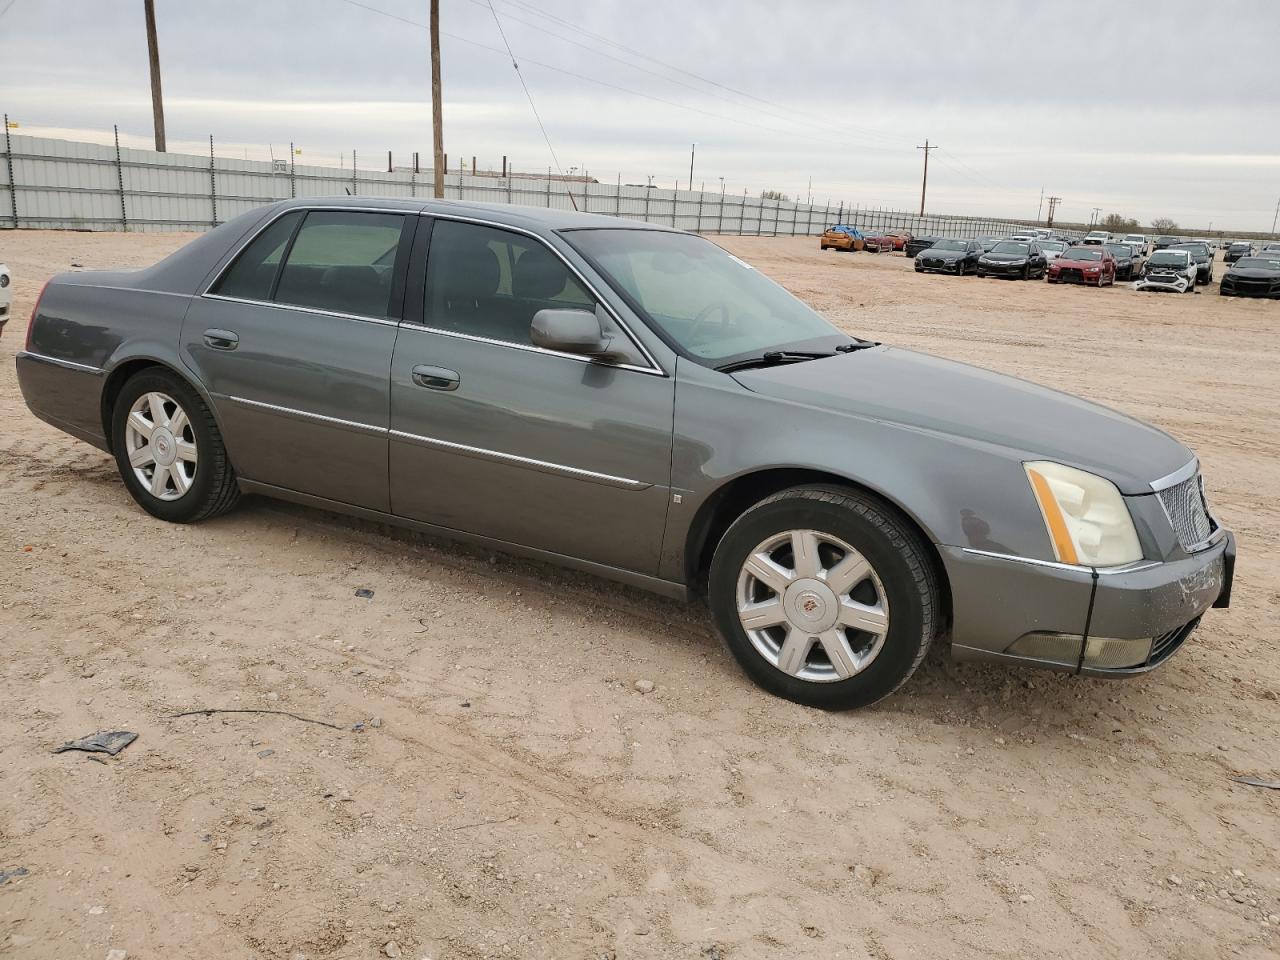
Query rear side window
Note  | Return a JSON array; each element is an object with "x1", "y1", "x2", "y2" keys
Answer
[
  {"x1": 274, "y1": 211, "x2": 406, "y2": 318},
  {"x1": 212, "y1": 211, "x2": 303, "y2": 301},
  {"x1": 423, "y1": 219, "x2": 594, "y2": 345}
]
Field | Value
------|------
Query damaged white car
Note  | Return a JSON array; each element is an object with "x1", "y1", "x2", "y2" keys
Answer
[{"x1": 1134, "y1": 249, "x2": 1197, "y2": 294}]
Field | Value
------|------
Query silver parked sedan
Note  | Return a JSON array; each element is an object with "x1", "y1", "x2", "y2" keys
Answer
[{"x1": 14, "y1": 198, "x2": 1234, "y2": 709}]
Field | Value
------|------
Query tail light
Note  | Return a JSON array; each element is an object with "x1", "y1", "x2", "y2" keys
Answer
[{"x1": 24, "y1": 278, "x2": 52, "y2": 350}]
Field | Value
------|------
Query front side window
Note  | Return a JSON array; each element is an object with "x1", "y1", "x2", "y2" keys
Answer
[
  {"x1": 424, "y1": 219, "x2": 596, "y2": 346},
  {"x1": 566, "y1": 228, "x2": 843, "y2": 364},
  {"x1": 274, "y1": 211, "x2": 406, "y2": 318},
  {"x1": 212, "y1": 211, "x2": 304, "y2": 301}
]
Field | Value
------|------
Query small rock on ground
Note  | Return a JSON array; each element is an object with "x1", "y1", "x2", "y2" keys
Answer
[{"x1": 634, "y1": 679, "x2": 655, "y2": 694}]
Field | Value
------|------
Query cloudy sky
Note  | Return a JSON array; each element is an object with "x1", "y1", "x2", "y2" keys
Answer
[{"x1": 3, "y1": 0, "x2": 1278, "y2": 231}]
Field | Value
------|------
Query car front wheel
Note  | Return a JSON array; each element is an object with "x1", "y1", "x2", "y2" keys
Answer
[
  {"x1": 111, "y1": 368, "x2": 241, "y2": 523},
  {"x1": 708, "y1": 486, "x2": 941, "y2": 710}
]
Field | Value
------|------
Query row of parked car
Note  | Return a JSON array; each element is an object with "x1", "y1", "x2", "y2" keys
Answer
[{"x1": 820, "y1": 224, "x2": 1280, "y2": 298}]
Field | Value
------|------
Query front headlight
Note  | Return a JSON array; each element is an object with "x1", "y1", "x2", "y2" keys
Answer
[{"x1": 1024, "y1": 461, "x2": 1143, "y2": 567}]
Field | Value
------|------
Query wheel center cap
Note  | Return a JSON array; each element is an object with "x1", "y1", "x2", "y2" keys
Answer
[
  {"x1": 783, "y1": 578, "x2": 840, "y2": 632},
  {"x1": 152, "y1": 427, "x2": 177, "y2": 467}
]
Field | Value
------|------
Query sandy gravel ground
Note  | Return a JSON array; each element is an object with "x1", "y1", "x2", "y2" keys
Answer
[{"x1": 1, "y1": 230, "x2": 1277, "y2": 960}]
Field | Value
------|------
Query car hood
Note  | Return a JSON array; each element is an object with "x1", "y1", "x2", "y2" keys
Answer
[
  {"x1": 731, "y1": 346, "x2": 1190, "y2": 494},
  {"x1": 921, "y1": 248, "x2": 965, "y2": 260},
  {"x1": 981, "y1": 253, "x2": 1027, "y2": 263},
  {"x1": 1225, "y1": 267, "x2": 1280, "y2": 279},
  {"x1": 1054, "y1": 258, "x2": 1103, "y2": 268}
]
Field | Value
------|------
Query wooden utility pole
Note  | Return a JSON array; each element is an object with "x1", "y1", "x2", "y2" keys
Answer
[
  {"x1": 1045, "y1": 196, "x2": 1061, "y2": 228},
  {"x1": 430, "y1": 0, "x2": 444, "y2": 198},
  {"x1": 144, "y1": 0, "x2": 166, "y2": 152},
  {"x1": 916, "y1": 140, "x2": 936, "y2": 216}
]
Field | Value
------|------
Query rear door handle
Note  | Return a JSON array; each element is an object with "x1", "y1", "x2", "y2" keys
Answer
[
  {"x1": 203, "y1": 329, "x2": 239, "y2": 351},
  {"x1": 411, "y1": 364, "x2": 460, "y2": 391}
]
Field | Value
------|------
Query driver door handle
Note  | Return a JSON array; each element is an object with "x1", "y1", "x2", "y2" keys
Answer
[{"x1": 411, "y1": 364, "x2": 460, "y2": 391}]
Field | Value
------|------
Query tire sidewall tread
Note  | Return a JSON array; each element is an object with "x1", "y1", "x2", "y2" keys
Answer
[
  {"x1": 110, "y1": 368, "x2": 240, "y2": 523},
  {"x1": 708, "y1": 485, "x2": 941, "y2": 710}
]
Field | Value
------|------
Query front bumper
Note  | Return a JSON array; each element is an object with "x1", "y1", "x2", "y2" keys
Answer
[
  {"x1": 1134, "y1": 275, "x2": 1190, "y2": 293},
  {"x1": 917, "y1": 259, "x2": 963, "y2": 274},
  {"x1": 942, "y1": 529, "x2": 1233, "y2": 677},
  {"x1": 1220, "y1": 280, "x2": 1280, "y2": 298},
  {"x1": 977, "y1": 262, "x2": 1027, "y2": 277}
]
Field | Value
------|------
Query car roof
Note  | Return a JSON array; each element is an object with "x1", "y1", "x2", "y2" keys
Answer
[{"x1": 267, "y1": 195, "x2": 680, "y2": 233}]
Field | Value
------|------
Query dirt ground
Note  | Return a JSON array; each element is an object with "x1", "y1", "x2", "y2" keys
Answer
[{"x1": 1, "y1": 229, "x2": 1277, "y2": 960}]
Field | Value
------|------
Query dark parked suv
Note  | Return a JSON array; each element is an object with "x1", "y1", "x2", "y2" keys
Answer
[
  {"x1": 1224, "y1": 242, "x2": 1253, "y2": 264},
  {"x1": 1171, "y1": 242, "x2": 1214, "y2": 285}
]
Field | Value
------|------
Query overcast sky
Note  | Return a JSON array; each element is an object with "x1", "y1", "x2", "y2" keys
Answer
[{"x1": 3, "y1": 0, "x2": 1278, "y2": 231}]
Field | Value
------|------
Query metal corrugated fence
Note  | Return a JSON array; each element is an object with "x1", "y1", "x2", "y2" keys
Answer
[{"x1": 0, "y1": 131, "x2": 1068, "y2": 241}]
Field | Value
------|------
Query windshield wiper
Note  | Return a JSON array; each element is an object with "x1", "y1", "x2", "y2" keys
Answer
[
  {"x1": 716, "y1": 350, "x2": 834, "y2": 373},
  {"x1": 836, "y1": 340, "x2": 878, "y2": 353}
]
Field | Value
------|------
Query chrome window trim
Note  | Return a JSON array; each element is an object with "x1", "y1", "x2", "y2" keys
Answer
[
  {"x1": 960, "y1": 547, "x2": 1163, "y2": 576},
  {"x1": 389, "y1": 428, "x2": 651, "y2": 491},
  {"x1": 1149, "y1": 458, "x2": 1198, "y2": 492},
  {"x1": 415, "y1": 211, "x2": 667, "y2": 377},
  {"x1": 393, "y1": 321, "x2": 660, "y2": 376},
  {"x1": 201, "y1": 293, "x2": 401, "y2": 327},
  {"x1": 17, "y1": 350, "x2": 105, "y2": 375},
  {"x1": 222, "y1": 395, "x2": 387, "y2": 435}
]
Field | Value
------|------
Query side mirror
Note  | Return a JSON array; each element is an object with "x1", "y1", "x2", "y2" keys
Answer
[{"x1": 530, "y1": 305, "x2": 616, "y2": 359}]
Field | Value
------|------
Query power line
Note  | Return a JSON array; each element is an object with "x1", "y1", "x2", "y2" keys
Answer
[{"x1": 483, "y1": 0, "x2": 568, "y2": 185}]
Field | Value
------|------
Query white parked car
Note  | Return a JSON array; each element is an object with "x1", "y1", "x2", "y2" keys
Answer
[
  {"x1": 1134, "y1": 249, "x2": 1197, "y2": 293},
  {"x1": 1082, "y1": 230, "x2": 1111, "y2": 246},
  {"x1": 0, "y1": 262, "x2": 11, "y2": 335},
  {"x1": 1122, "y1": 234, "x2": 1149, "y2": 256},
  {"x1": 1038, "y1": 239, "x2": 1068, "y2": 262}
]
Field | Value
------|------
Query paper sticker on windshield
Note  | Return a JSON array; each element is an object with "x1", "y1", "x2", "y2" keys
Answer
[{"x1": 726, "y1": 254, "x2": 756, "y2": 270}]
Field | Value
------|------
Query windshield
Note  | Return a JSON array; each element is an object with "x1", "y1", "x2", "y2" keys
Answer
[
  {"x1": 1065, "y1": 248, "x2": 1103, "y2": 261},
  {"x1": 1123, "y1": 236, "x2": 1144, "y2": 243},
  {"x1": 1149, "y1": 252, "x2": 1188, "y2": 267},
  {"x1": 567, "y1": 229, "x2": 842, "y2": 363},
  {"x1": 990, "y1": 241, "x2": 1030, "y2": 256},
  {"x1": 932, "y1": 239, "x2": 968, "y2": 251},
  {"x1": 1235, "y1": 257, "x2": 1280, "y2": 270},
  {"x1": 1229, "y1": 243, "x2": 1251, "y2": 251},
  {"x1": 1174, "y1": 243, "x2": 1208, "y2": 255},
  {"x1": 1104, "y1": 244, "x2": 1132, "y2": 257},
  {"x1": 1040, "y1": 241, "x2": 1066, "y2": 252}
]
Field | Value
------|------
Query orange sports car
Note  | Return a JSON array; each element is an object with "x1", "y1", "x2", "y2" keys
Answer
[{"x1": 820, "y1": 225, "x2": 864, "y2": 252}]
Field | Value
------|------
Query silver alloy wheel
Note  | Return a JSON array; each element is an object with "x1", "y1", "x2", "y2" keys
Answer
[
  {"x1": 735, "y1": 529, "x2": 890, "y2": 683},
  {"x1": 123, "y1": 391, "x2": 198, "y2": 501}
]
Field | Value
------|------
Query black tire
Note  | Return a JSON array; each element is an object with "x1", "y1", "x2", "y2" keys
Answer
[
  {"x1": 708, "y1": 485, "x2": 941, "y2": 710},
  {"x1": 110, "y1": 367, "x2": 240, "y2": 523}
]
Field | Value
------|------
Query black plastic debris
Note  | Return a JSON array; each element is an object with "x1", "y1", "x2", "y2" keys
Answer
[
  {"x1": 355, "y1": 588, "x2": 375, "y2": 599},
  {"x1": 52, "y1": 731, "x2": 138, "y2": 756},
  {"x1": 0, "y1": 867, "x2": 29, "y2": 885},
  {"x1": 257, "y1": 748, "x2": 275, "y2": 759},
  {"x1": 1230, "y1": 775, "x2": 1280, "y2": 790}
]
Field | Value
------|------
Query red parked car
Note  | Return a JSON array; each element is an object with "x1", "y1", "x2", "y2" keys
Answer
[
  {"x1": 862, "y1": 232, "x2": 894, "y2": 253},
  {"x1": 1047, "y1": 245, "x2": 1116, "y2": 287}
]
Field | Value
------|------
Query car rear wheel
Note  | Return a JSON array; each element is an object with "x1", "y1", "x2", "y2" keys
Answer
[
  {"x1": 708, "y1": 486, "x2": 941, "y2": 710},
  {"x1": 111, "y1": 368, "x2": 240, "y2": 523}
]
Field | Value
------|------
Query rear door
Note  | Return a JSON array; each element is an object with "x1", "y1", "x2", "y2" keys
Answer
[
  {"x1": 387, "y1": 216, "x2": 675, "y2": 575},
  {"x1": 182, "y1": 208, "x2": 412, "y2": 511}
]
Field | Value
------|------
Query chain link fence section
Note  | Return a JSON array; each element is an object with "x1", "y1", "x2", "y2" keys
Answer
[{"x1": 0, "y1": 129, "x2": 1067, "y2": 240}]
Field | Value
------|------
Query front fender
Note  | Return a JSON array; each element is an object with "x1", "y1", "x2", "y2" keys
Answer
[{"x1": 661, "y1": 360, "x2": 1056, "y2": 583}]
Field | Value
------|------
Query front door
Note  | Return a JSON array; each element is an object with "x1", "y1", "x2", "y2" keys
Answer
[
  {"x1": 388, "y1": 217, "x2": 675, "y2": 575},
  {"x1": 182, "y1": 208, "x2": 412, "y2": 511}
]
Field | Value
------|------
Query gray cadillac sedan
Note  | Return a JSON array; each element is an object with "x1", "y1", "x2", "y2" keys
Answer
[{"x1": 14, "y1": 198, "x2": 1234, "y2": 709}]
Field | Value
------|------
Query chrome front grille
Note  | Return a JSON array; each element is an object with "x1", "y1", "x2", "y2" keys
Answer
[{"x1": 1157, "y1": 474, "x2": 1214, "y2": 551}]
